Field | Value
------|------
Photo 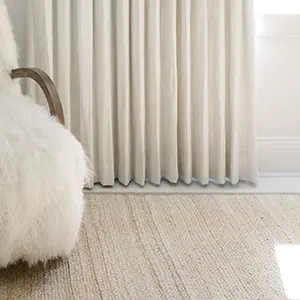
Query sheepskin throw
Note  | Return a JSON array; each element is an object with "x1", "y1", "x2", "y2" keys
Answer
[
  {"x1": 0, "y1": 0, "x2": 88, "y2": 268},
  {"x1": 0, "y1": 92, "x2": 88, "y2": 267}
]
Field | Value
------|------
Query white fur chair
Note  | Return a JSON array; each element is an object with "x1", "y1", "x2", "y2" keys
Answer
[{"x1": 0, "y1": 0, "x2": 88, "y2": 268}]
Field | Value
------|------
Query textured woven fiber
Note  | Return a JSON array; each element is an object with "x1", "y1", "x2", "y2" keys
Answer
[{"x1": 1, "y1": 194, "x2": 300, "y2": 300}]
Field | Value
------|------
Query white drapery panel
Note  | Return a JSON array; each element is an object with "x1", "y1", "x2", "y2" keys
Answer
[{"x1": 26, "y1": 0, "x2": 257, "y2": 187}]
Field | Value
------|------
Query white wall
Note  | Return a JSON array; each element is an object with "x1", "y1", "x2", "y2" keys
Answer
[
  {"x1": 256, "y1": 15, "x2": 300, "y2": 175},
  {"x1": 6, "y1": 2, "x2": 300, "y2": 176}
]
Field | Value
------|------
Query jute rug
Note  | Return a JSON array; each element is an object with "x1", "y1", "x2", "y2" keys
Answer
[{"x1": 1, "y1": 194, "x2": 300, "y2": 300}]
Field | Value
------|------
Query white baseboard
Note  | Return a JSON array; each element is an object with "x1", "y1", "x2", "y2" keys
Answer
[
  {"x1": 259, "y1": 172, "x2": 300, "y2": 178},
  {"x1": 85, "y1": 175, "x2": 300, "y2": 195},
  {"x1": 258, "y1": 137, "x2": 300, "y2": 173}
]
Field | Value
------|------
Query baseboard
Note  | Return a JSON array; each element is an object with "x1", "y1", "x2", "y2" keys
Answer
[
  {"x1": 259, "y1": 172, "x2": 300, "y2": 178},
  {"x1": 85, "y1": 175, "x2": 300, "y2": 195},
  {"x1": 258, "y1": 138, "x2": 300, "y2": 173}
]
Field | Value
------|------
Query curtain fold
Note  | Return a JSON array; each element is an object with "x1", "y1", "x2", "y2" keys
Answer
[
  {"x1": 93, "y1": 0, "x2": 115, "y2": 186},
  {"x1": 145, "y1": 0, "x2": 161, "y2": 185},
  {"x1": 131, "y1": 0, "x2": 146, "y2": 185},
  {"x1": 26, "y1": 0, "x2": 257, "y2": 187}
]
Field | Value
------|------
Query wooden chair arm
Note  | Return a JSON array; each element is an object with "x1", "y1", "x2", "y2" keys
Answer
[{"x1": 11, "y1": 68, "x2": 65, "y2": 125}]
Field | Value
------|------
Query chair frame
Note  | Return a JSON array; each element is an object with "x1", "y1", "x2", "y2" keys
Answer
[{"x1": 11, "y1": 68, "x2": 65, "y2": 125}]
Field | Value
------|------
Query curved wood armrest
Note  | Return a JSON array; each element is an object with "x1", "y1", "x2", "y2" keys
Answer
[{"x1": 11, "y1": 68, "x2": 65, "y2": 125}]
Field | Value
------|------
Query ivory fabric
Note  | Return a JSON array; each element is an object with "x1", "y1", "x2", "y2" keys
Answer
[
  {"x1": 0, "y1": 91, "x2": 87, "y2": 268},
  {"x1": 24, "y1": 0, "x2": 257, "y2": 187},
  {"x1": 1, "y1": 194, "x2": 299, "y2": 300}
]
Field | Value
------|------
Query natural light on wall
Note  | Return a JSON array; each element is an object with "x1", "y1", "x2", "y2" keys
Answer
[
  {"x1": 256, "y1": 0, "x2": 300, "y2": 15},
  {"x1": 275, "y1": 245, "x2": 300, "y2": 300}
]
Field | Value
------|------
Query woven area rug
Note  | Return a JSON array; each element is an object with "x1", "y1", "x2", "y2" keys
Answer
[{"x1": 1, "y1": 194, "x2": 300, "y2": 300}]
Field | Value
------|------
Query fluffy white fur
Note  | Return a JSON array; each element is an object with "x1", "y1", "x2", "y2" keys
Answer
[
  {"x1": 0, "y1": 92, "x2": 88, "y2": 268},
  {"x1": 0, "y1": 0, "x2": 88, "y2": 268},
  {"x1": 0, "y1": 0, "x2": 21, "y2": 95}
]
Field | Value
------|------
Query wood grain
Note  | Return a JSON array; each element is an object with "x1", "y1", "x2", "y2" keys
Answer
[{"x1": 11, "y1": 68, "x2": 65, "y2": 125}]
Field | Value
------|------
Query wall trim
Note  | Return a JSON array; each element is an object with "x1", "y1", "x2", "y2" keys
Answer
[
  {"x1": 257, "y1": 33, "x2": 300, "y2": 38},
  {"x1": 258, "y1": 138, "x2": 300, "y2": 173},
  {"x1": 85, "y1": 176, "x2": 300, "y2": 195},
  {"x1": 259, "y1": 172, "x2": 300, "y2": 178},
  {"x1": 258, "y1": 137, "x2": 300, "y2": 141},
  {"x1": 258, "y1": 137, "x2": 300, "y2": 145}
]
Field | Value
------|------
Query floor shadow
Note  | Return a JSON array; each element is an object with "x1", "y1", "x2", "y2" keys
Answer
[{"x1": 0, "y1": 258, "x2": 65, "y2": 294}]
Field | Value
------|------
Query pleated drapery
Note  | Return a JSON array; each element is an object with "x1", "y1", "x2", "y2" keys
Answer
[{"x1": 25, "y1": 0, "x2": 257, "y2": 187}]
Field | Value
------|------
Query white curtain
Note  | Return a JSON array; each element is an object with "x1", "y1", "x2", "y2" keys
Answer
[{"x1": 25, "y1": 0, "x2": 257, "y2": 187}]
